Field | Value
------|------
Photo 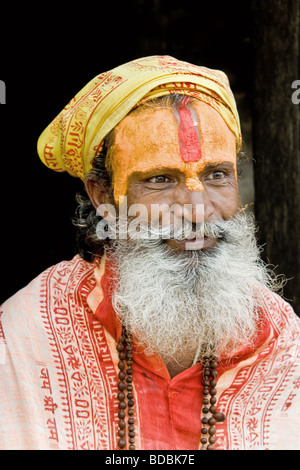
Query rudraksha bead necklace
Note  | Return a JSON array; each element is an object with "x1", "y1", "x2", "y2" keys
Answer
[
  {"x1": 116, "y1": 331, "x2": 225, "y2": 450},
  {"x1": 116, "y1": 328, "x2": 136, "y2": 450},
  {"x1": 200, "y1": 356, "x2": 226, "y2": 450}
]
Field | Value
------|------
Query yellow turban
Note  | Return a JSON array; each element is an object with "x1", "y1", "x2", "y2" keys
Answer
[{"x1": 37, "y1": 55, "x2": 241, "y2": 180}]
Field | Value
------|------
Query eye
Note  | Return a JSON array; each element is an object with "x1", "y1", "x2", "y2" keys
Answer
[
  {"x1": 206, "y1": 170, "x2": 226, "y2": 180},
  {"x1": 147, "y1": 175, "x2": 171, "y2": 183}
]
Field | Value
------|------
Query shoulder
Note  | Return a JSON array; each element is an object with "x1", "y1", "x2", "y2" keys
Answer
[
  {"x1": 261, "y1": 287, "x2": 300, "y2": 334},
  {"x1": 1, "y1": 255, "x2": 95, "y2": 326}
]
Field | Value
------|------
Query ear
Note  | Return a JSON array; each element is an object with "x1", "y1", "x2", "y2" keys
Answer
[{"x1": 85, "y1": 179, "x2": 114, "y2": 210}]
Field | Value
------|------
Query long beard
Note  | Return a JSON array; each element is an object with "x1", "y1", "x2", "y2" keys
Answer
[{"x1": 107, "y1": 212, "x2": 281, "y2": 364}]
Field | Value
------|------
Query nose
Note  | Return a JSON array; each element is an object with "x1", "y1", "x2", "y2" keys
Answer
[{"x1": 172, "y1": 185, "x2": 214, "y2": 223}]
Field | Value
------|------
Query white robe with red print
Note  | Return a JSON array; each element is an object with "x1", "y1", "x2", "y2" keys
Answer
[{"x1": 0, "y1": 255, "x2": 299, "y2": 450}]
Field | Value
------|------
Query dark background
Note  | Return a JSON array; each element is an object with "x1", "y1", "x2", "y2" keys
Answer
[{"x1": 0, "y1": 1, "x2": 299, "y2": 314}]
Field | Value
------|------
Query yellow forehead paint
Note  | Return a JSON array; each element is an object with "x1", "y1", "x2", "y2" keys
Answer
[{"x1": 109, "y1": 100, "x2": 237, "y2": 202}]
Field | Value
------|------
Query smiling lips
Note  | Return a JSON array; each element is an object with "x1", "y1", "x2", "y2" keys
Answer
[{"x1": 167, "y1": 235, "x2": 218, "y2": 251}]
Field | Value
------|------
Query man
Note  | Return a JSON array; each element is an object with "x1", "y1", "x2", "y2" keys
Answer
[{"x1": 0, "y1": 56, "x2": 299, "y2": 450}]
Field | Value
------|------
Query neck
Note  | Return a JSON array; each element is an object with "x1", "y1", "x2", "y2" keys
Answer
[{"x1": 162, "y1": 349, "x2": 199, "y2": 378}]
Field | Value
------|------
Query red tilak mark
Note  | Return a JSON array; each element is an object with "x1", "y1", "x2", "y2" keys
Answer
[{"x1": 178, "y1": 98, "x2": 203, "y2": 162}]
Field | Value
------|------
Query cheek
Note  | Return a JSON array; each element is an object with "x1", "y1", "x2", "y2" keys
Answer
[
  {"x1": 126, "y1": 186, "x2": 180, "y2": 226},
  {"x1": 210, "y1": 186, "x2": 240, "y2": 219}
]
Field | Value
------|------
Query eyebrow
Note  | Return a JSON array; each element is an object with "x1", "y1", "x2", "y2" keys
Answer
[
  {"x1": 202, "y1": 161, "x2": 235, "y2": 170},
  {"x1": 130, "y1": 161, "x2": 235, "y2": 180}
]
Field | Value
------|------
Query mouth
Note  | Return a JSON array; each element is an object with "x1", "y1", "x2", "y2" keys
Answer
[{"x1": 166, "y1": 235, "x2": 218, "y2": 251}]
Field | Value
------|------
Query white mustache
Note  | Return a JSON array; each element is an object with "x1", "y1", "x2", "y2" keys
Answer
[{"x1": 135, "y1": 220, "x2": 226, "y2": 241}]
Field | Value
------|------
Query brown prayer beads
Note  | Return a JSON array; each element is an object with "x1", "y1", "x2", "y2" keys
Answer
[
  {"x1": 200, "y1": 356, "x2": 225, "y2": 450},
  {"x1": 116, "y1": 330, "x2": 225, "y2": 450},
  {"x1": 117, "y1": 328, "x2": 136, "y2": 450}
]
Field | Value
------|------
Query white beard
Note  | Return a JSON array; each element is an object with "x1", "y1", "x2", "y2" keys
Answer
[{"x1": 108, "y1": 212, "x2": 281, "y2": 366}]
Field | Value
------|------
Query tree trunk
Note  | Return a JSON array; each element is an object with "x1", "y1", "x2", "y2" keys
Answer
[{"x1": 252, "y1": 0, "x2": 300, "y2": 314}]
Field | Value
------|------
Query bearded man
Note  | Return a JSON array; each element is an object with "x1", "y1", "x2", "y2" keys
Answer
[{"x1": 0, "y1": 56, "x2": 299, "y2": 450}]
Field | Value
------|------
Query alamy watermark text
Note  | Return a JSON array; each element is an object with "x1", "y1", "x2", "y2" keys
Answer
[
  {"x1": 291, "y1": 80, "x2": 300, "y2": 104},
  {"x1": 0, "y1": 80, "x2": 6, "y2": 104}
]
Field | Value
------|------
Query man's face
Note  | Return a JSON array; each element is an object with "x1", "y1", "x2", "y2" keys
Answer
[{"x1": 109, "y1": 100, "x2": 240, "y2": 251}]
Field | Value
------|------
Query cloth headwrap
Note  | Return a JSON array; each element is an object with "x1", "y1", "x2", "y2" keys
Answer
[{"x1": 37, "y1": 55, "x2": 242, "y2": 180}]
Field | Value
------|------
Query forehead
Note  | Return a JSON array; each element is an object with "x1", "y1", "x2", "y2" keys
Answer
[
  {"x1": 109, "y1": 100, "x2": 237, "y2": 201},
  {"x1": 112, "y1": 101, "x2": 236, "y2": 170},
  {"x1": 113, "y1": 107, "x2": 179, "y2": 156}
]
